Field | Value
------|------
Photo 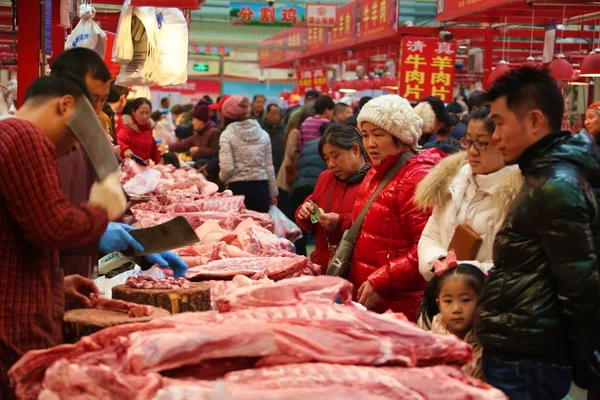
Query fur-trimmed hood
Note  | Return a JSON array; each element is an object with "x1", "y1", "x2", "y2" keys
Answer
[
  {"x1": 414, "y1": 151, "x2": 523, "y2": 211},
  {"x1": 123, "y1": 114, "x2": 156, "y2": 132}
]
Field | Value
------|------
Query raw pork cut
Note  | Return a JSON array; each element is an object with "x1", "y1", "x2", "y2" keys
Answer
[
  {"x1": 125, "y1": 276, "x2": 193, "y2": 290},
  {"x1": 215, "y1": 275, "x2": 353, "y2": 312},
  {"x1": 155, "y1": 364, "x2": 507, "y2": 400},
  {"x1": 185, "y1": 256, "x2": 317, "y2": 281},
  {"x1": 178, "y1": 242, "x2": 255, "y2": 267},
  {"x1": 134, "y1": 210, "x2": 274, "y2": 232},
  {"x1": 132, "y1": 194, "x2": 246, "y2": 213},
  {"x1": 89, "y1": 293, "x2": 153, "y2": 318},
  {"x1": 10, "y1": 304, "x2": 473, "y2": 399}
]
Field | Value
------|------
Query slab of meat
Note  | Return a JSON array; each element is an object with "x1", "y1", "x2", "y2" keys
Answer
[
  {"x1": 185, "y1": 256, "x2": 315, "y2": 281},
  {"x1": 215, "y1": 275, "x2": 353, "y2": 312},
  {"x1": 156, "y1": 304, "x2": 472, "y2": 367},
  {"x1": 125, "y1": 276, "x2": 193, "y2": 290},
  {"x1": 132, "y1": 195, "x2": 246, "y2": 214},
  {"x1": 156, "y1": 364, "x2": 507, "y2": 400},
  {"x1": 10, "y1": 304, "x2": 473, "y2": 399},
  {"x1": 89, "y1": 294, "x2": 154, "y2": 318},
  {"x1": 178, "y1": 242, "x2": 256, "y2": 268},
  {"x1": 133, "y1": 210, "x2": 274, "y2": 232}
]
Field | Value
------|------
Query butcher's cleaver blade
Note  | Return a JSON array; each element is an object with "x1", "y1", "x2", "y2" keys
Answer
[
  {"x1": 128, "y1": 217, "x2": 199, "y2": 256},
  {"x1": 66, "y1": 98, "x2": 119, "y2": 181}
]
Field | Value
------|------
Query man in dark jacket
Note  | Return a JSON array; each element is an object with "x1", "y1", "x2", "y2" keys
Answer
[
  {"x1": 477, "y1": 66, "x2": 600, "y2": 399},
  {"x1": 260, "y1": 104, "x2": 285, "y2": 174}
]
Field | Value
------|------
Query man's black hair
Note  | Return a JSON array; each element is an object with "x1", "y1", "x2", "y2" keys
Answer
[
  {"x1": 266, "y1": 104, "x2": 280, "y2": 113},
  {"x1": 253, "y1": 94, "x2": 266, "y2": 102},
  {"x1": 24, "y1": 74, "x2": 93, "y2": 105},
  {"x1": 486, "y1": 67, "x2": 564, "y2": 133},
  {"x1": 106, "y1": 81, "x2": 129, "y2": 104},
  {"x1": 467, "y1": 90, "x2": 486, "y2": 112},
  {"x1": 161, "y1": 97, "x2": 170, "y2": 106},
  {"x1": 359, "y1": 96, "x2": 372, "y2": 110},
  {"x1": 314, "y1": 96, "x2": 335, "y2": 115},
  {"x1": 50, "y1": 48, "x2": 111, "y2": 82},
  {"x1": 422, "y1": 138, "x2": 462, "y2": 155}
]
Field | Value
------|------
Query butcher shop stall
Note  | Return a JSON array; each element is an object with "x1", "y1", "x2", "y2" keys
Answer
[{"x1": 1, "y1": 0, "x2": 512, "y2": 398}]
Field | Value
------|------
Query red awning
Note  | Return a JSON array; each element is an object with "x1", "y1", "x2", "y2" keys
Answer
[{"x1": 437, "y1": 0, "x2": 600, "y2": 24}]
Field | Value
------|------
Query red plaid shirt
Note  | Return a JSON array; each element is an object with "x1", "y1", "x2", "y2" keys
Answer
[{"x1": 0, "y1": 119, "x2": 108, "y2": 397}]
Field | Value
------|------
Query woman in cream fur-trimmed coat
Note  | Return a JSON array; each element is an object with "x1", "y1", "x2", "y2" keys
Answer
[{"x1": 414, "y1": 108, "x2": 523, "y2": 281}]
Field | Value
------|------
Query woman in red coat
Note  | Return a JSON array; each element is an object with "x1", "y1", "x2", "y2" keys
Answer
[
  {"x1": 117, "y1": 98, "x2": 162, "y2": 164},
  {"x1": 352, "y1": 95, "x2": 444, "y2": 321},
  {"x1": 295, "y1": 124, "x2": 371, "y2": 273}
]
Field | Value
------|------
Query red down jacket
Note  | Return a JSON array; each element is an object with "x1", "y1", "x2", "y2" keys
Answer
[
  {"x1": 117, "y1": 115, "x2": 162, "y2": 164},
  {"x1": 295, "y1": 169, "x2": 364, "y2": 273},
  {"x1": 349, "y1": 149, "x2": 444, "y2": 320}
]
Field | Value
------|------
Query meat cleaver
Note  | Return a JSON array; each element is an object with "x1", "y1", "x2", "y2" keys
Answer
[
  {"x1": 66, "y1": 98, "x2": 120, "y2": 181},
  {"x1": 125, "y1": 216, "x2": 199, "y2": 256}
]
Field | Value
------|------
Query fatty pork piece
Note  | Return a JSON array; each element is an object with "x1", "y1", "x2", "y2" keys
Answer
[
  {"x1": 184, "y1": 256, "x2": 317, "y2": 281},
  {"x1": 215, "y1": 275, "x2": 353, "y2": 312},
  {"x1": 10, "y1": 304, "x2": 473, "y2": 399},
  {"x1": 156, "y1": 364, "x2": 508, "y2": 400}
]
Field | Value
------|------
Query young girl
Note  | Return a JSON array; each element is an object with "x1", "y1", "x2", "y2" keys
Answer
[
  {"x1": 418, "y1": 255, "x2": 486, "y2": 380},
  {"x1": 117, "y1": 97, "x2": 162, "y2": 164}
]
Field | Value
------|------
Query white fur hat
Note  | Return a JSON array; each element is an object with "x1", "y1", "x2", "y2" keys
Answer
[
  {"x1": 357, "y1": 95, "x2": 423, "y2": 146},
  {"x1": 413, "y1": 102, "x2": 436, "y2": 134}
]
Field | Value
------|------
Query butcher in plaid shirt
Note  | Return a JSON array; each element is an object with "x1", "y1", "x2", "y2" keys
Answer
[{"x1": 0, "y1": 76, "x2": 111, "y2": 398}]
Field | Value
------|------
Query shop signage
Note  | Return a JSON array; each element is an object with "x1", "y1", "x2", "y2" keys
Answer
[
  {"x1": 230, "y1": 2, "x2": 305, "y2": 27},
  {"x1": 398, "y1": 37, "x2": 457, "y2": 103},
  {"x1": 306, "y1": 4, "x2": 337, "y2": 28},
  {"x1": 306, "y1": 27, "x2": 327, "y2": 52},
  {"x1": 436, "y1": 0, "x2": 505, "y2": 22},
  {"x1": 330, "y1": 3, "x2": 356, "y2": 48},
  {"x1": 131, "y1": 0, "x2": 203, "y2": 8},
  {"x1": 297, "y1": 67, "x2": 328, "y2": 95},
  {"x1": 358, "y1": 0, "x2": 398, "y2": 42}
]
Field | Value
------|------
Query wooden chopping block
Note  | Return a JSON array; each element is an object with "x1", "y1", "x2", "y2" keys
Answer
[
  {"x1": 64, "y1": 306, "x2": 170, "y2": 343},
  {"x1": 112, "y1": 282, "x2": 210, "y2": 314}
]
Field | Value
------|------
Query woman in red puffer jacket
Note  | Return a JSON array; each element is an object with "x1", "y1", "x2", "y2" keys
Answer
[
  {"x1": 117, "y1": 97, "x2": 162, "y2": 164},
  {"x1": 351, "y1": 95, "x2": 444, "y2": 321}
]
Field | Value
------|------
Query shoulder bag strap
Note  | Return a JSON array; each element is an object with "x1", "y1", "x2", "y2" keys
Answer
[{"x1": 343, "y1": 152, "x2": 414, "y2": 244}]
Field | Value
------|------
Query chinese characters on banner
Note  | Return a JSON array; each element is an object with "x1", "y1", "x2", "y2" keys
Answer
[
  {"x1": 297, "y1": 67, "x2": 328, "y2": 95},
  {"x1": 437, "y1": 0, "x2": 502, "y2": 22},
  {"x1": 359, "y1": 0, "x2": 398, "y2": 42},
  {"x1": 398, "y1": 37, "x2": 457, "y2": 103},
  {"x1": 306, "y1": 27, "x2": 327, "y2": 52},
  {"x1": 306, "y1": 4, "x2": 337, "y2": 27},
  {"x1": 330, "y1": 2, "x2": 356, "y2": 47},
  {"x1": 230, "y1": 2, "x2": 305, "y2": 27}
]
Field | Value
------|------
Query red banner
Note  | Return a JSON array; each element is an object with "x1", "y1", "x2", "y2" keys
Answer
[
  {"x1": 306, "y1": 27, "x2": 327, "y2": 52},
  {"x1": 358, "y1": 0, "x2": 398, "y2": 42},
  {"x1": 330, "y1": 3, "x2": 357, "y2": 48},
  {"x1": 131, "y1": 0, "x2": 201, "y2": 7},
  {"x1": 104, "y1": 32, "x2": 120, "y2": 80},
  {"x1": 297, "y1": 67, "x2": 328, "y2": 95},
  {"x1": 258, "y1": 48, "x2": 270, "y2": 66},
  {"x1": 398, "y1": 37, "x2": 457, "y2": 103},
  {"x1": 436, "y1": 0, "x2": 507, "y2": 22}
]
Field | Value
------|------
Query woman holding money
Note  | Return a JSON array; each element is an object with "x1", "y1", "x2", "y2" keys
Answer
[{"x1": 295, "y1": 124, "x2": 371, "y2": 273}]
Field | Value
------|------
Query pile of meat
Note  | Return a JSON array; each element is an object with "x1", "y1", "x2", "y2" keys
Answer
[
  {"x1": 125, "y1": 276, "x2": 193, "y2": 291},
  {"x1": 9, "y1": 302, "x2": 507, "y2": 400},
  {"x1": 120, "y1": 159, "x2": 219, "y2": 197},
  {"x1": 177, "y1": 218, "x2": 296, "y2": 267},
  {"x1": 132, "y1": 192, "x2": 247, "y2": 213}
]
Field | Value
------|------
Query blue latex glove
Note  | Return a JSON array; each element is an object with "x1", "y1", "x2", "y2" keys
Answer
[
  {"x1": 145, "y1": 251, "x2": 189, "y2": 279},
  {"x1": 99, "y1": 223, "x2": 145, "y2": 254}
]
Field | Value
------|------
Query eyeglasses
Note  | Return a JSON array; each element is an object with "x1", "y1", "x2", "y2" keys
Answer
[{"x1": 460, "y1": 138, "x2": 490, "y2": 151}]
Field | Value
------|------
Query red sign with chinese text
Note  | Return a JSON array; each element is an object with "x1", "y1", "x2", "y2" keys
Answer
[
  {"x1": 286, "y1": 28, "x2": 305, "y2": 60},
  {"x1": 330, "y1": 3, "x2": 356, "y2": 48},
  {"x1": 398, "y1": 37, "x2": 457, "y2": 103},
  {"x1": 358, "y1": 0, "x2": 398, "y2": 42},
  {"x1": 297, "y1": 67, "x2": 328, "y2": 95},
  {"x1": 306, "y1": 4, "x2": 337, "y2": 28},
  {"x1": 306, "y1": 27, "x2": 327, "y2": 52},
  {"x1": 436, "y1": 0, "x2": 505, "y2": 22}
]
